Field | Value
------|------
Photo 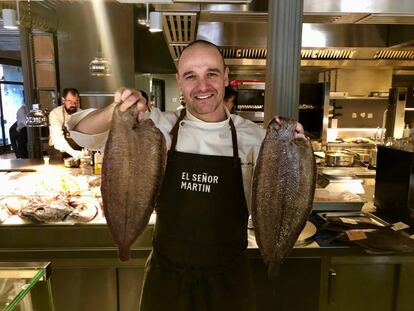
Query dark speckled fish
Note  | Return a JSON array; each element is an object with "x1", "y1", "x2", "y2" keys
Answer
[
  {"x1": 101, "y1": 104, "x2": 166, "y2": 261},
  {"x1": 252, "y1": 117, "x2": 316, "y2": 277}
]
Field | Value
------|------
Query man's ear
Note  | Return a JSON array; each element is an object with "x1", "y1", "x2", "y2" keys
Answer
[
  {"x1": 61, "y1": 97, "x2": 65, "y2": 105},
  {"x1": 224, "y1": 66, "x2": 229, "y2": 86}
]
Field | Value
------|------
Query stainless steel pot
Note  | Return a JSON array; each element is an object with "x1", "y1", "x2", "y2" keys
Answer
[{"x1": 325, "y1": 151, "x2": 355, "y2": 167}]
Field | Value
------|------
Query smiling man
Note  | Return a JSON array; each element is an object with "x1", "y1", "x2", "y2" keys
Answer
[
  {"x1": 176, "y1": 41, "x2": 228, "y2": 122},
  {"x1": 68, "y1": 40, "x2": 304, "y2": 311}
]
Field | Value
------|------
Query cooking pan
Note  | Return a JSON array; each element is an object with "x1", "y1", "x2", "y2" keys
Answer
[{"x1": 325, "y1": 150, "x2": 355, "y2": 167}]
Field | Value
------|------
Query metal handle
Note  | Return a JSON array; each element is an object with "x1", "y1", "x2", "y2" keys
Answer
[{"x1": 328, "y1": 268, "x2": 337, "y2": 305}]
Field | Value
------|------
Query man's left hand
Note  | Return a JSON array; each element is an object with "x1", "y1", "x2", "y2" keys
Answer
[{"x1": 294, "y1": 122, "x2": 306, "y2": 140}]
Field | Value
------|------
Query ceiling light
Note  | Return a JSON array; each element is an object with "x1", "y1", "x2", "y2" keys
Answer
[
  {"x1": 2, "y1": 9, "x2": 18, "y2": 30},
  {"x1": 26, "y1": 104, "x2": 48, "y2": 127},
  {"x1": 89, "y1": 55, "x2": 112, "y2": 76},
  {"x1": 149, "y1": 11, "x2": 163, "y2": 32}
]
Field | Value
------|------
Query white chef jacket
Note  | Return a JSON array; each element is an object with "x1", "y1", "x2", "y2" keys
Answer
[
  {"x1": 49, "y1": 105, "x2": 82, "y2": 157},
  {"x1": 68, "y1": 107, "x2": 266, "y2": 208},
  {"x1": 16, "y1": 105, "x2": 27, "y2": 131}
]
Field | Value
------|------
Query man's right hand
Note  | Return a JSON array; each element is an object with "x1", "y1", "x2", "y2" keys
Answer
[{"x1": 114, "y1": 87, "x2": 148, "y2": 120}]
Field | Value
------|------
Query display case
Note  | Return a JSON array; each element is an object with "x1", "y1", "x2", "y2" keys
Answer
[{"x1": 0, "y1": 262, "x2": 53, "y2": 311}]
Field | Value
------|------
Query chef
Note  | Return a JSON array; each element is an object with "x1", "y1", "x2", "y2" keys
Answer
[
  {"x1": 68, "y1": 40, "x2": 305, "y2": 310},
  {"x1": 49, "y1": 88, "x2": 83, "y2": 159}
]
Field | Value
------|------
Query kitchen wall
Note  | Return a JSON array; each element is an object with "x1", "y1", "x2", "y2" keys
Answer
[
  {"x1": 152, "y1": 74, "x2": 180, "y2": 111},
  {"x1": 320, "y1": 68, "x2": 393, "y2": 128},
  {"x1": 135, "y1": 73, "x2": 180, "y2": 112},
  {"x1": 330, "y1": 69, "x2": 393, "y2": 96},
  {"x1": 57, "y1": 3, "x2": 134, "y2": 93}
]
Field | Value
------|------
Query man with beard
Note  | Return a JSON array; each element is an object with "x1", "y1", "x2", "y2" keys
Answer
[{"x1": 49, "y1": 88, "x2": 83, "y2": 159}]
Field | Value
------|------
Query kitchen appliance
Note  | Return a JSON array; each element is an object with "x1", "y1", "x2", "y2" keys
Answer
[
  {"x1": 385, "y1": 87, "x2": 407, "y2": 139},
  {"x1": 374, "y1": 145, "x2": 414, "y2": 223},
  {"x1": 234, "y1": 81, "x2": 265, "y2": 123}
]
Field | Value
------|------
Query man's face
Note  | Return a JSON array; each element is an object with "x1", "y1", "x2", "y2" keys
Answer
[
  {"x1": 62, "y1": 92, "x2": 79, "y2": 115},
  {"x1": 176, "y1": 44, "x2": 229, "y2": 122}
]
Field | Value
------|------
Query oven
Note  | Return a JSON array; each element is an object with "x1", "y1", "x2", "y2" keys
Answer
[{"x1": 233, "y1": 81, "x2": 265, "y2": 123}]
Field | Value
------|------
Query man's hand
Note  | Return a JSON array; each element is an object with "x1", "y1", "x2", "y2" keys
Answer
[
  {"x1": 70, "y1": 150, "x2": 83, "y2": 159},
  {"x1": 114, "y1": 87, "x2": 148, "y2": 120},
  {"x1": 294, "y1": 122, "x2": 306, "y2": 139},
  {"x1": 73, "y1": 87, "x2": 148, "y2": 135},
  {"x1": 274, "y1": 116, "x2": 306, "y2": 139}
]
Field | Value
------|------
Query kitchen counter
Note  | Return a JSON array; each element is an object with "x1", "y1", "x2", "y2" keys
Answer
[{"x1": 1, "y1": 160, "x2": 413, "y2": 311}]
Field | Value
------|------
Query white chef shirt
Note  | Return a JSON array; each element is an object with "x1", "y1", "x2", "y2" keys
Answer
[
  {"x1": 49, "y1": 105, "x2": 82, "y2": 157},
  {"x1": 16, "y1": 105, "x2": 27, "y2": 131},
  {"x1": 68, "y1": 107, "x2": 266, "y2": 207}
]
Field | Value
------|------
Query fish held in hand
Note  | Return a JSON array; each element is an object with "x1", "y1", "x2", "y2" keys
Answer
[
  {"x1": 101, "y1": 104, "x2": 166, "y2": 261},
  {"x1": 252, "y1": 117, "x2": 316, "y2": 277}
]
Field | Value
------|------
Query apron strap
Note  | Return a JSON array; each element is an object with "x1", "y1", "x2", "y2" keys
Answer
[
  {"x1": 169, "y1": 108, "x2": 239, "y2": 160},
  {"x1": 169, "y1": 108, "x2": 187, "y2": 152},
  {"x1": 228, "y1": 117, "x2": 239, "y2": 160}
]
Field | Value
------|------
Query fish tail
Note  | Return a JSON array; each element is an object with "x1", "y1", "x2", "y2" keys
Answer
[
  {"x1": 267, "y1": 260, "x2": 282, "y2": 280},
  {"x1": 118, "y1": 245, "x2": 131, "y2": 261}
]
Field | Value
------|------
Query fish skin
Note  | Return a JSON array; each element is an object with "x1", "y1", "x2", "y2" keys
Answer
[
  {"x1": 252, "y1": 117, "x2": 316, "y2": 277},
  {"x1": 20, "y1": 201, "x2": 73, "y2": 223},
  {"x1": 101, "y1": 104, "x2": 166, "y2": 261}
]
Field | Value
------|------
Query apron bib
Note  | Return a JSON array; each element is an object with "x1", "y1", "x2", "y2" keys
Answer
[{"x1": 140, "y1": 109, "x2": 254, "y2": 311}]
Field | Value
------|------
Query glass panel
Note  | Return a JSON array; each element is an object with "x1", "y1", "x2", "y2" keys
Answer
[
  {"x1": 1, "y1": 84, "x2": 25, "y2": 147},
  {"x1": 0, "y1": 65, "x2": 23, "y2": 83},
  {"x1": 0, "y1": 264, "x2": 48, "y2": 311},
  {"x1": 0, "y1": 279, "x2": 33, "y2": 311}
]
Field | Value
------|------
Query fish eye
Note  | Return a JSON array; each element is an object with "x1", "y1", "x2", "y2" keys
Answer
[{"x1": 36, "y1": 207, "x2": 45, "y2": 214}]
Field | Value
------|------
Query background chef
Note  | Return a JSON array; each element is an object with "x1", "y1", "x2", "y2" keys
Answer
[
  {"x1": 67, "y1": 40, "x2": 304, "y2": 311},
  {"x1": 48, "y1": 88, "x2": 82, "y2": 159}
]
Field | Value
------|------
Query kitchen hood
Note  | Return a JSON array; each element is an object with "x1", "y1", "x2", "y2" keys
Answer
[{"x1": 153, "y1": 0, "x2": 414, "y2": 74}]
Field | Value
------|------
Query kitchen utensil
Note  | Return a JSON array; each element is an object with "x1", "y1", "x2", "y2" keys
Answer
[{"x1": 325, "y1": 150, "x2": 355, "y2": 167}]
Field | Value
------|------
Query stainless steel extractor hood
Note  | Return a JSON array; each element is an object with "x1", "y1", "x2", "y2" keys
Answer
[{"x1": 155, "y1": 0, "x2": 414, "y2": 74}]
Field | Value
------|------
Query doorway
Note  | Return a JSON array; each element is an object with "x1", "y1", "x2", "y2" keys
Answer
[
  {"x1": 0, "y1": 64, "x2": 25, "y2": 154},
  {"x1": 152, "y1": 78, "x2": 165, "y2": 111}
]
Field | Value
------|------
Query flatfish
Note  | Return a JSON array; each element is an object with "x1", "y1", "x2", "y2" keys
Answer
[
  {"x1": 252, "y1": 117, "x2": 316, "y2": 277},
  {"x1": 101, "y1": 104, "x2": 166, "y2": 261}
]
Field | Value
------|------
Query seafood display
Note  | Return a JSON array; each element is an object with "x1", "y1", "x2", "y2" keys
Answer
[
  {"x1": 20, "y1": 200, "x2": 73, "y2": 223},
  {"x1": 0, "y1": 194, "x2": 104, "y2": 224},
  {"x1": 102, "y1": 104, "x2": 166, "y2": 261},
  {"x1": 252, "y1": 117, "x2": 316, "y2": 277}
]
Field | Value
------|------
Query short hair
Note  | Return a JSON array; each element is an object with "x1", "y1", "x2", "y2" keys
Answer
[
  {"x1": 61, "y1": 88, "x2": 79, "y2": 98},
  {"x1": 179, "y1": 39, "x2": 226, "y2": 68},
  {"x1": 224, "y1": 85, "x2": 237, "y2": 101}
]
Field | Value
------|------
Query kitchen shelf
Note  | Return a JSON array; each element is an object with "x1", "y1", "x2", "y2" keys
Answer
[{"x1": 329, "y1": 96, "x2": 389, "y2": 100}]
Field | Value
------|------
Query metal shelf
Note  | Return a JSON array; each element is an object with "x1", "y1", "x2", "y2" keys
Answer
[{"x1": 329, "y1": 96, "x2": 388, "y2": 100}]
